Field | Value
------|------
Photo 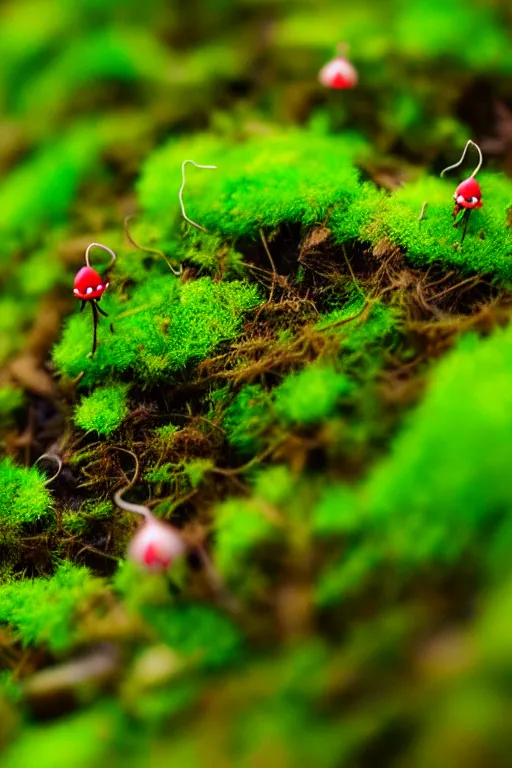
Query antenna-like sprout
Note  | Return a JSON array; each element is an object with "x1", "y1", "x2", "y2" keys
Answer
[
  {"x1": 112, "y1": 447, "x2": 185, "y2": 572},
  {"x1": 440, "y1": 140, "x2": 483, "y2": 179},
  {"x1": 85, "y1": 242, "x2": 117, "y2": 270},
  {"x1": 124, "y1": 215, "x2": 181, "y2": 277},
  {"x1": 179, "y1": 159, "x2": 217, "y2": 233},
  {"x1": 34, "y1": 453, "x2": 63, "y2": 485},
  {"x1": 113, "y1": 448, "x2": 152, "y2": 520}
]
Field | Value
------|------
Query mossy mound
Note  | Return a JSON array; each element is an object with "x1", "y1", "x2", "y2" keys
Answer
[
  {"x1": 53, "y1": 276, "x2": 261, "y2": 386},
  {"x1": 3, "y1": 0, "x2": 512, "y2": 765}
]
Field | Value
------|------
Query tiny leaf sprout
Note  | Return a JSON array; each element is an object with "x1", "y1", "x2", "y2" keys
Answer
[
  {"x1": 179, "y1": 159, "x2": 217, "y2": 233},
  {"x1": 73, "y1": 243, "x2": 117, "y2": 356},
  {"x1": 319, "y1": 42, "x2": 358, "y2": 89},
  {"x1": 113, "y1": 448, "x2": 185, "y2": 573},
  {"x1": 440, "y1": 140, "x2": 484, "y2": 244}
]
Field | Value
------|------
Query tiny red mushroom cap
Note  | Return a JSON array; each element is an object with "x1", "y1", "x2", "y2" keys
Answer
[
  {"x1": 319, "y1": 56, "x2": 358, "y2": 89},
  {"x1": 453, "y1": 177, "x2": 483, "y2": 210},
  {"x1": 73, "y1": 266, "x2": 109, "y2": 301},
  {"x1": 128, "y1": 518, "x2": 185, "y2": 573}
]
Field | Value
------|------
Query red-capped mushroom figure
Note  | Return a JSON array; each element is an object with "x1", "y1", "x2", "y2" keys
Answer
[
  {"x1": 74, "y1": 243, "x2": 116, "y2": 356},
  {"x1": 73, "y1": 266, "x2": 109, "y2": 301},
  {"x1": 319, "y1": 43, "x2": 358, "y2": 89},
  {"x1": 128, "y1": 517, "x2": 185, "y2": 573},
  {"x1": 440, "y1": 140, "x2": 484, "y2": 243},
  {"x1": 453, "y1": 177, "x2": 483, "y2": 217}
]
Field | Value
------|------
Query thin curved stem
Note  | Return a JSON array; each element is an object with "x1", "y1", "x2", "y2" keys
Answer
[
  {"x1": 34, "y1": 453, "x2": 63, "y2": 485},
  {"x1": 85, "y1": 242, "x2": 117, "y2": 270},
  {"x1": 112, "y1": 447, "x2": 152, "y2": 520},
  {"x1": 440, "y1": 140, "x2": 483, "y2": 179},
  {"x1": 179, "y1": 160, "x2": 217, "y2": 233},
  {"x1": 124, "y1": 215, "x2": 181, "y2": 276}
]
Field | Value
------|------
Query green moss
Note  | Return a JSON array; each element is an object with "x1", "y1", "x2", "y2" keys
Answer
[
  {"x1": 340, "y1": 172, "x2": 512, "y2": 280},
  {"x1": 313, "y1": 484, "x2": 362, "y2": 537},
  {"x1": 74, "y1": 384, "x2": 129, "y2": 436},
  {"x1": 138, "y1": 128, "x2": 369, "y2": 242},
  {"x1": 222, "y1": 384, "x2": 272, "y2": 457},
  {"x1": 143, "y1": 603, "x2": 243, "y2": 670},
  {"x1": 274, "y1": 363, "x2": 353, "y2": 426},
  {"x1": 182, "y1": 459, "x2": 214, "y2": 489},
  {"x1": 315, "y1": 322, "x2": 512, "y2": 605},
  {"x1": 365, "y1": 326, "x2": 512, "y2": 563},
  {"x1": 153, "y1": 424, "x2": 179, "y2": 443},
  {"x1": 214, "y1": 497, "x2": 279, "y2": 591},
  {"x1": 0, "y1": 562, "x2": 105, "y2": 653},
  {"x1": 0, "y1": 457, "x2": 51, "y2": 531},
  {"x1": 144, "y1": 458, "x2": 213, "y2": 493},
  {"x1": 253, "y1": 465, "x2": 296, "y2": 507},
  {"x1": 53, "y1": 275, "x2": 260, "y2": 386},
  {"x1": 62, "y1": 500, "x2": 115, "y2": 535}
]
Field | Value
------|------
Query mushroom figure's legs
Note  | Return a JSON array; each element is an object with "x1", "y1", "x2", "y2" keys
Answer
[
  {"x1": 95, "y1": 301, "x2": 108, "y2": 318},
  {"x1": 90, "y1": 300, "x2": 99, "y2": 357},
  {"x1": 460, "y1": 209, "x2": 472, "y2": 245}
]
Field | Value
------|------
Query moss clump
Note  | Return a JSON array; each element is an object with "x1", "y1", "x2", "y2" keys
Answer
[
  {"x1": 138, "y1": 127, "x2": 369, "y2": 242},
  {"x1": 274, "y1": 364, "x2": 353, "y2": 426},
  {"x1": 364, "y1": 325, "x2": 512, "y2": 565},
  {"x1": 343, "y1": 172, "x2": 512, "y2": 281},
  {"x1": 74, "y1": 384, "x2": 129, "y2": 436},
  {"x1": 315, "y1": 322, "x2": 512, "y2": 606},
  {"x1": 0, "y1": 562, "x2": 105, "y2": 653},
  {"x1": 0, "y1": 458, "x2": 51, "y2": 532},
  {"x1": 53, "y1": 275, "x2": 260, "y2": 386}
]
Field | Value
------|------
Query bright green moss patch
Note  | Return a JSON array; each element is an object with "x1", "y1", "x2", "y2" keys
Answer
[
  {"x1": 0, "y1": 563, "x2": 105, "y2": 653},
  {"x1": 274, "y1": 364, "x2": 353, "y2": 426},
  {"x1": 138, "y1": 127, "x2": 369, "y2": 242},
  {"x1": 315, "y1": 322, "x2": 512, "y2": 606},
  {"x1": 53, "y1": 275, "x2": 260, "y2": 386},
  {"x1": 0, "y1": 458, "x2": 51, "y2": 530},
  {"x1": 364, "y1": 325, "x2": 512, "y2": 564},
  {"x1": 74, "y1": 384, "x2": 129, "y2": 436},
  {"x1": 336, "y1": 172, "x2": 512, "y2": 280}
]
